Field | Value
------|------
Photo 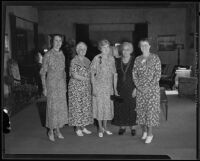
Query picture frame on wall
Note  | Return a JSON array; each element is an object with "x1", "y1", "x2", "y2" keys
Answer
[
  {"x1": 157, "y1": 34, "x2": 176, "y2": 51},
  {"x1": 5, "y1": 34, "x2": 9, "y2": 53}
]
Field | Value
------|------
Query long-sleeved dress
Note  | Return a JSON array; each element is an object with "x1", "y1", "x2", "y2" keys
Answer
[
  {"x1": 68, "y1": 56, "x2": 93, "y2": 127},
  {"x1": 40, "y1": 49, "x2": 68, "y2": 129},
  {"x1": 132, "y1": 54, "x2": 161, "y2": 127},
  {"x1": 112, "y1": 57, "x2": 137, "y2": 126},
  {"x1": 90, "y1": 54, "x2": 116, "y2": 120}
]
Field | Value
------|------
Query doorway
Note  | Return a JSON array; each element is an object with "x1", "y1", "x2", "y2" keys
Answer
[{"x1": 76, "y1": 22, "x2": 148, "y2": 59}]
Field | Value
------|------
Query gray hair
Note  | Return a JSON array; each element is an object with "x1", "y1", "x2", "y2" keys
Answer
[
  {"x1": 76, "y1": 42, "x2": 87, "y2": 52},
  {"x1": 122, "y1": 42, "x2": 134, "y2": 53}
]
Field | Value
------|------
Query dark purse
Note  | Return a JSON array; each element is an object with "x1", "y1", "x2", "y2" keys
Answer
[{"x1": 110, "y1": 95, "x2": 124, "y2": 103}]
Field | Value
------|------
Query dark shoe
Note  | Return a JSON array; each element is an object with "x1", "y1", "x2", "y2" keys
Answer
[
  {"x1": 118, "y1": 128, "x2": 126, "y2": 135},
  {"x1": 131, "y1": 129, "x2": 136, "y2": 136}
]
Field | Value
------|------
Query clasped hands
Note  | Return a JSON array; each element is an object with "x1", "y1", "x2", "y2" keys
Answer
[{"x1": 115, "y1": 88, "x2": 136, "y2": 98}]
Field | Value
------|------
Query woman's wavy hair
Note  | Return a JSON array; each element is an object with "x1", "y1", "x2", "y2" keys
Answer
[
  {"x1": 50, "y1": 34, "x2": 64, "y2": 49},
  {"x1": 138, "y1": 38, "x2": 151, "y2": 48},
  {"x1": 98, "y1": 39, "x2": 110, "y2": 51}
]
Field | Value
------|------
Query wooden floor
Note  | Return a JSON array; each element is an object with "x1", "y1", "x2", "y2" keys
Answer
[{"x1": 3, "y1": 95, "x2": 197, "y2": 159}]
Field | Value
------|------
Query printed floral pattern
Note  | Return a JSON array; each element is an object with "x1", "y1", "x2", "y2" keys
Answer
[
  {"x1": 132, "y1": 54, "x2": 161, "y2": 127},
  {"x1": 68, "y1": 56, "x2": 93, "y2": 126},
  {"x1": 90, "y1": 54, "x2": 116, "y2": 120},
  {"x1": 40, "y1": 49, "x2": 68, "y2": 129}
]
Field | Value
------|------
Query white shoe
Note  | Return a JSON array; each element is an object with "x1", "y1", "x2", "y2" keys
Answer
[
  {"x1": 102, "y1": 128, "x2": 113, "y2": 135},
  {"x1": 55, "y1": 132, "x2": 64, "y2": 139},
  {"x1": 141, "y1": 132, "x2": 147, "y2": 140},
  {"x1": 48, "y1": 132, "x2": 55, "y2": 142},
  {"x1": 76, "y1": 130, "x2": 84, "y2": 136},
  {"x1": 145, "y1": 135, "x2": 154, "y2": 144},
  {"x1": 82, "y1": 128, "x2": 92, "y2": 134},
  {"x1": 98, "y1": 132, "x2": 103, "y2": 137}
]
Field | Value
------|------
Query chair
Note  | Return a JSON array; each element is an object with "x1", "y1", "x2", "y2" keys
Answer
[
  {"x1": 159, "y1": 65, "x2": 190, "y2": 90},
  {"x1": 178, "y1": 77, "x2": 198, "y2": 97},
  {"x1": 159, "y1": 64, "x2": 177, "y2": 90},
  {"x1": 6, "y1": 59, "x2": 38, "y2": 105},
  {"x1": 160, "y1": 87, "x2": 168, "y2": 120}
]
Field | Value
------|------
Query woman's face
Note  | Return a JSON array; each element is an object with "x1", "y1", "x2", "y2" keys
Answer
[
  {"x1": 53, "y1": 36, "x2": 62, "y2": 50},
  {"x1": 101, "y1": 44, "x2": 110, "y2": 55},
  {"x1": 140, "y1": 41, "x2": 150, "y2": 53},
  {"x1": 77, "y1": 44, "x2": 87, "y2": 57},
  {"x1": 122, "y1": 45, "x2": 132, "y2": 58}
]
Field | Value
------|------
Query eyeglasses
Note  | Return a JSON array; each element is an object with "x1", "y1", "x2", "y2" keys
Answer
[
  {"x1": 78, "y1": 48, "x2": 87, "y2": 51},
  {"x1": 123, "y1": 49, "x2": 131, "y2": 51}
]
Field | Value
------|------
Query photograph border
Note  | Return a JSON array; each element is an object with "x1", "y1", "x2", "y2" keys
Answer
[{"x1": 1, "y1": 1, "x2": 200, "y2": 160}]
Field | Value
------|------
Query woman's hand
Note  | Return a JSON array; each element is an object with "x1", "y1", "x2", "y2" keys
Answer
[
  {"x1": 92, "y1": 88, "x2": 97, "y2": 97},
  {"x1": 142, "y1": 87, "x2": 150, "y2": 93},
  {"x1": 85, "y1": 76, "x2": 90, "y2": 81},
  {"x1": 114, "y1": 89, "x2": 120, "y2": 96},
  {"x1": 43, "y1": 88, "x2": 47, "y2": 96},
  {"x1": 132, "y1": 88, "x2": 136, "y2": 98}
]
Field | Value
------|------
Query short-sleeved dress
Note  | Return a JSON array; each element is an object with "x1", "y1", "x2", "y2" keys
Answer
[
  {"x1": 90, "y1": 54, "x2": 116, "y2": 120},
  {"x1": 40, "y1": 49, "x2": 68, "y2": 129},
  {"x1": 132, "y1": 54, "x2": 161, "y2": 127},
  {"x1": 112, "y1": 57, "x2": 137, "y2": 126},
  {"x1": 68, "y1": 56, "x2": 93, "y2": 127}
]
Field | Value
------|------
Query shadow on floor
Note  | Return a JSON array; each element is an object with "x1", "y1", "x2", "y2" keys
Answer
[{"x1": 36, "y1": 101, "x2": 46, "y2": 127}]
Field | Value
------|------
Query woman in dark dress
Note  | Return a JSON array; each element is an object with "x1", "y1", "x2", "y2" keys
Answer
[{"x1": 112, "y1": 42, "x2": 137, "y2": 136}]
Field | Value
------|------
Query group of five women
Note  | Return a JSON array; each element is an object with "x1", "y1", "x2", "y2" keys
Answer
[{"x1": 40, "y1": 34, "x2": 161, "y2": 144}]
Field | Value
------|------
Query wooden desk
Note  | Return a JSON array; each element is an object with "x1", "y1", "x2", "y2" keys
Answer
[
  {"x1": 160, "y1": 87, "x2": 168, "y2": 120},
  {"x1": 175, "y1": 69, "x2": 191, "y2": 88},
  {"x1": 178, "y1": 77, "x2": 197, "y2": 96}
]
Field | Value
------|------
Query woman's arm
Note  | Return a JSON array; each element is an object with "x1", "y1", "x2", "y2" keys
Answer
[
  {"x1": 114, "y1": 73, "x2": 119, "y2": 95},
  {"x1": 71, "y1": 73, "x2": 89, "y2": 81},
  {"x1": 90, "y1": 56, "x2": 98, "y2": 96},
  {"x1": 149, "y1": 56, "x2": 161, "y2": 86},
  {"x1": 111, "y1": 57, "x2": 119, "y2": 95},
  {"x1": 132, "y1": 58, "x2": 144, "y2": 92}
]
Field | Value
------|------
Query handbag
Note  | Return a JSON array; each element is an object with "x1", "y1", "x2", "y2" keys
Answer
[{"x1": 110, "y1": 95, "x2": 124, "y2": 103}]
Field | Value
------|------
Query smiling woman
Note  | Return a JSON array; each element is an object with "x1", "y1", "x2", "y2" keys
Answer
[
  {"x1": 40, "y1": 34, "x2": 68, "y2": 142},
  {"x1": 68, "y1": 41, "x2": 93, "y2": 136}
]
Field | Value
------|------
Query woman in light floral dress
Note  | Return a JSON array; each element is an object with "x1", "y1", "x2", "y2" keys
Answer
[
  {"x1": 132, "y1": 38, "x2": 161, "y2": 144},
  {"x1": 91, "y1": 39, "x2": 117, "y2": 138},
  {"x1": 68, "y1": 42, "x2": 93, "y2": 137},
  {"x1": 40, "y1": 34, "x2": 68, "y2": 142}
]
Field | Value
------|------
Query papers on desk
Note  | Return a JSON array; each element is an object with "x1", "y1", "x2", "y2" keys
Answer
[
  {"x1": 165, "y1": 90, "x2": 178, "y2": 95},
  {"x1": 178, "y1": 67, "x2": 187, "y2": 70}
]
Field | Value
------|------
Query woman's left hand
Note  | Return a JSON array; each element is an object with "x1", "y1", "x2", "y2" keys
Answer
[
  {"x1": 114, "y1": 89, "x2": 120, "y2": 96},
  {"x1": 132, "y1": 88, "x2": 136, "y2": 98}
]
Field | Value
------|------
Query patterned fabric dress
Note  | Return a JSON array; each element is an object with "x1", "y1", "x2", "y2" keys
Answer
[
  {"x1": 132, "y1": 54, "x2": 161, "y2": 127},
  {"x1": 112, "y1": 57, "x2": 137, "y2": 126},
  {"x1": 68, "y1": 56, "x2": 93, "y2": 127},
  {"x1": 90, "y1": 54, "x2": 116, "y2": 120},
  {"x1": 40, "y1": 49, "x2": 68, "y2": 129}
]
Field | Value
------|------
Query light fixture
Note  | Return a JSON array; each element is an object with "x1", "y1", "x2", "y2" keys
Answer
[
  {"x1": 175, "y1": 43, "x2": 184, "y2": 66},
  {"x1": 44, "y1": 49, "x2": 48, "y2": 52}
]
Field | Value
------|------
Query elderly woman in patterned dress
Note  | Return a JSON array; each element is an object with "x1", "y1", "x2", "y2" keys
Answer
[
  {"x1": 132, "y1": 38, "x2": 161, "y2": 144},
  {"x1": 91, "y1": 39, "x2": 117, "y2": 138},
  {"x1": 68, "y1": 42, "x2": 93, "y2": 136},
  {"x1": 40, "y1": 34, "x2": 68, "y2": 142}
]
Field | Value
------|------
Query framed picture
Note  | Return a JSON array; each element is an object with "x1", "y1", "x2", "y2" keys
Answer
[
  {"x1": 5, "y1": 34, "x2": 9, "y2": 53},
  {"x1": 157, "y1": 35, "x2": 176, "y2": 51}
]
